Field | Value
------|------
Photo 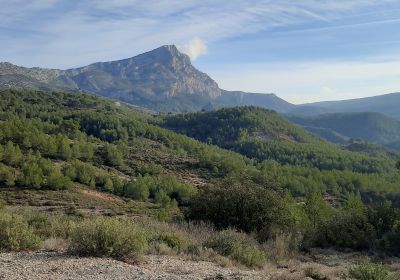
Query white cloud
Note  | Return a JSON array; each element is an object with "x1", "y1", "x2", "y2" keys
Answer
[{"x1": 178, "y1": 37, "x2": 208, "y2": 61}]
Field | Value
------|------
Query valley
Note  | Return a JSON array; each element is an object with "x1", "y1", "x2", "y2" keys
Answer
[{"x1": 0, "y1": 88, "x2": 399, "y2": 279}]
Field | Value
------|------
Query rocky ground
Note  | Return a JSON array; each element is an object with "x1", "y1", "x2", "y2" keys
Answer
[
  {"x1": 1, "y1": 250, "x2": 399, "y2": 280},
  {"x1": 0, "y1": 251, "x2": 268, "y2": 280}
]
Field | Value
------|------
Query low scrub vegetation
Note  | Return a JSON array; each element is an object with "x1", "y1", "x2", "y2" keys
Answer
[
  {"x1": 70, "y1": 217, "x2": 148, "y2": 259},
  {"x1": 348, "y1": 263, "x2": 390, "y2": 280},
  {"x1": 0, "y1": 210, "x2": 41, "y2": 251},
  {"x1": 188, "y1": 176, "x2": 295, "y2": 238},
  {"x1": 204, "y1": 229, "x2": 266, "y2": 268}
]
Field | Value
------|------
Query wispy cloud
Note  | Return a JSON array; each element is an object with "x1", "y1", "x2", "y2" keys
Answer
[
  {"x1": 1, "y1": 0, "x2": 398, "y2": 67},
  {"x1": 1, "y1": 0, "x2": 400, "y2": 102}
]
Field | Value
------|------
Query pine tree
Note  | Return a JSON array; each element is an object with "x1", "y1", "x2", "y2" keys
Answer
[
  {"x1": 105, "y1": 144, "x2": 123, "y2": 166},
  {"x1": 3, "y1": 141, "x2": 23, "y2": 166}
]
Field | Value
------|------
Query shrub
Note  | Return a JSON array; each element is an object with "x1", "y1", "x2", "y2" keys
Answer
[
  {"x1": 69, "y1": 217, "x2": 148, "y2": 259},
  {"x1": 156, "y1": 232, "x2": 190, "y2": 252},
  {"x1": 315, "y1": 210, "x2": 375, "y2": 250},
  {"x1": 348, "y1": 263, "x2": 389, "y2": 280},
  {"x1": 189, "y1": 176, "x2": 293, "y2": 237},
  {"x1": 304, "y1": 267, "x2": 326, "y2": 280},
  {"x1": 263, "y1": 232, "x2": 300, "y2": 262},
  {"x1": 28, "y1": 213, "x2": 77, "y2": 239},
  {"x1": 379, "y1": 222, "x2": 400, "y2": 256},
  {"x1": 124, "y1": 180, "x2": 150, "y2": 201},
  {"x1": 0, "y1": 211, "x2": 41, "y2": 251},
  {"x1": 204, "y1": 229, "x2": 266, "y2": 268}
]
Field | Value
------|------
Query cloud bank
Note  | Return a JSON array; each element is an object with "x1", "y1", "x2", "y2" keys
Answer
[{"x1": 178, "y1": 37, "x2": 208, "y2": 61}]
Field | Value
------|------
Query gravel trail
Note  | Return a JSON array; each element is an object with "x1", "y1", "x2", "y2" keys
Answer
[{"x1": 0, "y1": 252, "x2": 267, "y2": 280}]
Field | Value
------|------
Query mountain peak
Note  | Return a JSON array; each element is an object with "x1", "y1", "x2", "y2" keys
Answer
[
  {"x1": 160, "y1": 44, "x2": 179, "y2": 52},
  {"x1": 139, "y1": 44, "x2": 191, "y2": 66}
]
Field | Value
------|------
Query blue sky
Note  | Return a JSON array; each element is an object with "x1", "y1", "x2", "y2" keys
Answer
[{"x1": 1, "y1": 0, "x2": 400, "y2": 103}]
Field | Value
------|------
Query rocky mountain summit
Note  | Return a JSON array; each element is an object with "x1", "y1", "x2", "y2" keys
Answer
[{"x1": 0, "y1": 45, "x2": 293, "y2": 112}]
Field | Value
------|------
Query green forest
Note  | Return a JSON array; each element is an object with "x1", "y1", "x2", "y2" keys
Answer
[{"x1": 1, "y1": 89, "x2": 400, "y2": 261}]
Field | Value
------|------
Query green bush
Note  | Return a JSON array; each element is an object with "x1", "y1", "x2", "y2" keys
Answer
[
  {"x1": 348, "y1": 263, "x2": 389, "y2": 280},
  {"x1": 28, "y1": 213, "x2": 77, "y2": 239},
  {"x1": 0, "y1": 211, "x2": 41, "y2": 251},
  {"x1": 189, "y1": 176, "x2": 293, "y2": 236},
  {"x1": 156, "y1": 232, "x2": 190, "y2": 252},
  {"x1": 315, "y1": 210, "x2": 375, "y2": 250},
  {"x1": 379, "y1": 225, "x2": 400, "y2": 256},
  {"x1": 124, "y1": 179, "x2": 150, "y2": 201},
  {"x1": 204, "y1": 229, "x2": 266, "y2": 268},
  {"x1": 69, "y1": 217, "x2": 148, "y2": 259}
]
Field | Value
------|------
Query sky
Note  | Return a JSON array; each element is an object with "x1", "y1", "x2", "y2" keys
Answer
[{"x1": 1, "y1": 0, "x2": 400, "y2": 104}]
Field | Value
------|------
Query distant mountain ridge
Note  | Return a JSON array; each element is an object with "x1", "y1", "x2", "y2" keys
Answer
[
  {"x1": 2, "y1": 45, "x2": 400, "y2": 117},
  {"x1": 0, "y1": 45, "x2": 293, "y2": 112},
  {"x1": 287, "y1": 112, "x2": 400, "y2": 146},
  {"x1": 291, "y1": 92, "x2": 400, "y2": 120}
]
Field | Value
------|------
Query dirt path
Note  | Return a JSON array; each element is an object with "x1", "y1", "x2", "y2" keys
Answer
[{"x1": 0, "y1": 252, "x2": 268, "y2": 280}]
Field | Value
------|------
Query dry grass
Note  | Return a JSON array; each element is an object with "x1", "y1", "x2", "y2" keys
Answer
[
  {"x1": 42, "y1": 237, "x2": 69, "y2": 252},
  {"x1": 263, "y1": 233, "x2": 297, "y2": 262}
]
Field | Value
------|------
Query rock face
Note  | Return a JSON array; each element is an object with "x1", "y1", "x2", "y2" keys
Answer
[{"x1": 0, "y1": 45, "x2": 294, "y2": 112}]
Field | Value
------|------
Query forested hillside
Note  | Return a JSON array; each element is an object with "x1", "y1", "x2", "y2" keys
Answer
[
  {"x1": 161, "y1": 107, "x2": 394, "y2": 174},
  {"x1": 1, "y1": 90, "x2": 399, "y2": 201},
  {"x1": 1, "y1": 89, "x2": 400, "y2": 264}
]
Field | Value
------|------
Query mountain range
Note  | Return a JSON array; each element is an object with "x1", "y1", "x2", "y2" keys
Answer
[
  {"x1": 294, "y1": 93, "x2": 400, "y2": 120},
  {"x1": 0, "y1": 45, "x2": 293, "y2": 112},
  {"x1": 2, "y1": 44, "x2": 400, "y2": 147},
  {"x1": 1, "y1": 44, "x2": 400, "y2": 118},
  {"x1": 287, "y1": 112, "x2": 400, "y2": 147}
]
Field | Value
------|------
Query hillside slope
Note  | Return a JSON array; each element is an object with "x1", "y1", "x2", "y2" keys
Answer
[
  {"x1": 1, "y1": 89, "x2": 399, "y2": 204},
  {"x1": 163, "y1": 106, "x2": 323, "y2": 146},
  {"x1": 161, "y1": 106, "x2": 394, "y2": 173}
]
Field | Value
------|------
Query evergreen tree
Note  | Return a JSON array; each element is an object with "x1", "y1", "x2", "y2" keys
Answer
[
  {"x1": 20, "y1": 161, "x2": 44, "y2": 188},
  {"x1": 47, "y1": 169, "x2": 72, "y2": 190},
  {"x1": 105, "y1": 144, "x2": 123, "y2": 166},
  {"x1": 304, "y1": 192, "x2": 332, "y2": 229},
  {"x1": 56, "y1": 135, "x2": 72, "y2": 160},
  {"x1": 123, "y1": 180, "x2": 149, "y2": 201}
]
